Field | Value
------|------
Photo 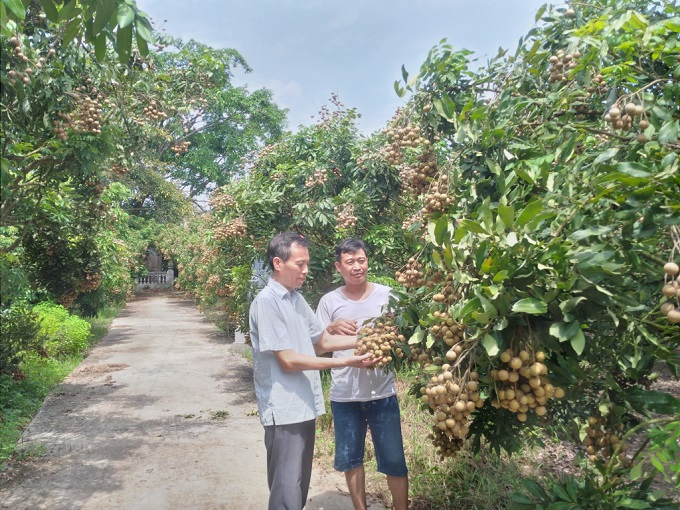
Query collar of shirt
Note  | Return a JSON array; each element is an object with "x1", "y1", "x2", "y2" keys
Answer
[{"x1": 267, "y1": 277, "x2": 299, "y2": 303}]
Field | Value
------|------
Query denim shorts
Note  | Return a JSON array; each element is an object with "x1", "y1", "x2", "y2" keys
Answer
[{"x1": 331, "y1": 396, "x2": 408, "y2": 477}]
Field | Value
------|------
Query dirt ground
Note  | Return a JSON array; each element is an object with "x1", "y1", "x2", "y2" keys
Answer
[{"x1": 0, "y1": 292, "x2": 387, "y2": 510}]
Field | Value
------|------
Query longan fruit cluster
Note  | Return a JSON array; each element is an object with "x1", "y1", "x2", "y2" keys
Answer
[
  {"x1": 72, "y1": 93, "x2": 104, "y2": 134},
  {"x1": 421, "y1": 173, "x2": 454, "y2": 217},
  {"x1": 384, "y1": 143, "x2": 405, "y2": 166},
  {"x1": 213, "y1": 218, "x2": 247, "y2": 240},
  {"x1": 547, "y1": 49, "x2": 581, "y2": 84},
  {"x1": 204, "y1": 274, "x2": 221, "y2": 290},
  {"x1": 8, "y1": 67, "x2": 33, "y2": 85},
  {"x1": 432, "y1": 272, "x2": 460, "y2": 304},
  {"x1": 430, "y1": 310, "x2": 465, "y2": 348},
  {"x1": 58, "y1": 289, "x2": 78, "y2": 309},
  {"x1": 409, "y1": 345, "x2": 439, "y2": 367},
  {"x1": 171, "y1": 140, "x2": 191, "y2": 156},
  {"x1": 661, "y1": 261, "x2": 680, "y2": 323},
  {"x1": 334, "y1": 203, "x2": 357, "y2": 230},
  {"x1": 382, "y1": 121, "x2": 423, "y2": 166},
  {"x1": 384, "y1": 124, "x2": 424, "y2": 150},
  {"x1": 52, "y1": 86, "x2": 105, "y2": 139},
  {"x1": 6, "y1": 37, "x2": 55, "y2": 87},
  {"x1": 583, "y1": 415, "x2": 627, "y2": 465},
  {"x1": 586, "y1": 73, "x2": 607, "y2": 95},
  {"x1": 305, "y1": 168, "x2": 328, "y2": 188},
  {"x1": 401, "y1": 212, "x2": 422, "y2": 232},
  {"x1": 110, "y1": 164, "x2": 129, "y2": 176},
  {"x1": 9, "y1": 35, "x2": 29, "y2": 63},
  {"x1": 354, "y1": 320, "x2": 405, "y2": 369},
  {"x1": 396, "y1": 257, "x2": 425, "y2": 288},
  {"x1": 209, "y1": 189, "x2": 236, "y2": 210},
  {"x1": 604, "y1": 101, "x2": 647, "y2": 139},
  {"x1": 422, "y1": 365, "x2": 484, "y2": 458},
  {"x1": 491, "y1": 348, "x2": 565, "y2": 422},
  {"x1": 399, "y1": 149, "x2": 438, "y2": 197},
  {"x1": 215, "y1": 283, "x2": 236, "y2": 298},
  {"x1": 76, "y1": 272, "x2": 102, "y2": 292},
  {"x1": 142, "y1": 100, "x2": 168, "y2": 121},
  {"x1": 52, "y1": 112, "x2": 71, "y2": 141},
  {"x1": 89, "y1": 179, "x2": 107, "y2": 196},
  {"x1": 382, "y1": 120, "x2": 438, "y2": 196}
]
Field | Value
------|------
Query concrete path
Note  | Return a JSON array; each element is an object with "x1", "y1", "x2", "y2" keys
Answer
[{"x1": 0, "y1": 292, "x2": 388, "y2": 510}]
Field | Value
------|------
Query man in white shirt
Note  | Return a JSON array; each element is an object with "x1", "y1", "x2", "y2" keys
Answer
[
  {"x1": 249, "y1": 231, "x2": 378, "y2": 510},
  {"x1": 316, "y1": 238, "x2": 408, "y2": 510}
]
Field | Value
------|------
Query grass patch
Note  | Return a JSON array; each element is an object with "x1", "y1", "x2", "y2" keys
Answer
[{"x1": 0, "y1": 303, "x2": 122, "y2": 468}]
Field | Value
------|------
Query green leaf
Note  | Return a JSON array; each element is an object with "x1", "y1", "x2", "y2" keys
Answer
[
  {"x1": 517, "y1": 200, "x2": 543, "y2": 227},
  {"x1": 614, "y1": 162, "x2": 653, "y2": 178},
  {"x1": 116, "y1": 2, "x2": 134, "y2": 28},
  {"x1": 493, "y1": 270, "x2": 508, "y2": 283},
  {"x1": 658, "y1": 119, "x2": 679, "y2": 145},
  {"x1": 93, "y1": 0, "x2": 116, "y2": 35},
  {"x1": 498, "y1": 203, "x2": 515, "y2": 229},
  {"x1": 94, "y1": 32, "x2": 107, "y2": 60},
  {"x1": 116, "y1": 23, "x2": 133, "y2": 62},
  {"x1": 629, "y1": 461, "x2": 644, "y2": 481},
  {"x1": 615, "y1": 498, "x2": 651, "y2": 509},
  {"x1": 459, "y1": 219, "x2": 487, "y2": 234},
  {"x1": 560, "y1": 297, "x2": 586, "y2": 313},
  {"x1": 521, "y1": 479, "x2": 548, "y2": 500},
  {"x1": 592, "y1": 148, "x2": 619, "y2": 166},
  {"x1": 570, "y1": 329, "x2": 585, "y2": 355},
  {"x1": 551, "y1": 484, "x2": 574, "y2": 502},
  {"x1": 482, "y1": 333, "x2": 499, "y2": 356},
  {"x1": 134, "y1": 15, "x2": 155, "y2": 43},
  {"x1": 136, "y1": 29, "x2": 149, "y2": 56},
  {"x1": 549, "y1": 321, "x2": 581, "y2": 342},
  {"x1": 426, "y1": 332, "x2": 435, "y2": 349},
  {"x1": 486, "y1": 157, "x2": 502, "y2": 176},
  {"x1": 512, "y1": 298, "x2": 547, "y2": 315},
  {"x1": 408, "y1": 328, "x2": 424, "y2": 345},
  {"x1": 569, "y1": 226, "x2": 614, "y2": 241},
  {"x1": 3, "y1": 0, "x2": 25, "y2": 19},
  {"x1": 534, "y1": 4, "x2": 546, "y2": 22},
  {"x1": 38, "y1": 0, "x2": 58, "y2": 22},
  {"x1": 61, "y1": 17, "x2": 81, "y2": 45},
  {"x1": 57, "y1": 0, "x2": 79, "y2": 22},
  {"x1": 434, "y1": 216, "x2": 449, "y2": 246},
  {"x1": 460, "y1": 297, "x2": 481, "y2": 322},
  {"x1": 624, "y1": 388, "x2": 680, "y2": 415}
]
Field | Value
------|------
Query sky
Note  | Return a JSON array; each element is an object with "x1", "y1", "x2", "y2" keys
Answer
[{"x1": 135, "y1": 0, "x2": 549, "y2": 135}]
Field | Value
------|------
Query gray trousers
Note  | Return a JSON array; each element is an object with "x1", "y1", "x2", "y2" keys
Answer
[{"x1": 264, "y1": 419, "x2": 316, "y2": 510}]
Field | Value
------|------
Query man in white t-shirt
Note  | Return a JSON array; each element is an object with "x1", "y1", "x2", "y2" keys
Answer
[{"x1": 316, "y1": 238, "x2": 408, "y2": 510}]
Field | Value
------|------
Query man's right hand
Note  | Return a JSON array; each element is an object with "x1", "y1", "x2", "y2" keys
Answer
[
  {"x1": 344, "y1": 352, "x2": 381, "y2": 368},
  {"x1": 327, "y1": 318, "x2": 358, "y2": 335}
]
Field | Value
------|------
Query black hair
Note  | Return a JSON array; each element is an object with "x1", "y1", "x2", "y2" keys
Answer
[
  {"x1": 267, "y1": 231, "x2": 310, "y2": 270},
  {"x1": 335, "y1": 238, "x2": 368, "y2": 262}
]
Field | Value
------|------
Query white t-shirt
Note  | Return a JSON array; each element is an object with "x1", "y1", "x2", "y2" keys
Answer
[{"x1": 316, "y1": 283, "x2": 396, "y2": 402}]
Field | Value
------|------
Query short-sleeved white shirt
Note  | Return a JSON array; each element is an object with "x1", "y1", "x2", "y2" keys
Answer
[
  {"x1": 316, "y1": 283, "x2": 396, "y2": 402},
  {"x1": 249, "y1": 278, "x2": 326, "y2": 426}
]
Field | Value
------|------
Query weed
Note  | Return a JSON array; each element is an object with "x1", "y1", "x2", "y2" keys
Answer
[{"x1": 210, "y1": 410, "x2": 230, "y2": 420}]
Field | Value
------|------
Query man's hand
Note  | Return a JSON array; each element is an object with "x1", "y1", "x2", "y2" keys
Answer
[
  {"x1": 327, "y1": 318, "x2": 358, "y2": 335},
  {"x1": 344, "y1": 352, "x2": 382, "y2": 368}
]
